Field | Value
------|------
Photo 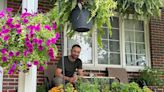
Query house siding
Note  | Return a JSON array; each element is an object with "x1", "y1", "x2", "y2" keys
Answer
[{"x1": 2, "y1": 0, "x2": 164, "y2": 92}]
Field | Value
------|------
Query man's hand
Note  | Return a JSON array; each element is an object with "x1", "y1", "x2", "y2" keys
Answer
[{"x1": 69, "y1": 76, "x2": 77, "y2": 83}]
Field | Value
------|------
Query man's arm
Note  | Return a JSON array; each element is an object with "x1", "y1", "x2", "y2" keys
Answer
[
  {"x1": 77, "y1": 69, "x2": 83, "y2": 76},
  {"x1": 55, "y1": 68, "x2": 70, "y2": 81}
]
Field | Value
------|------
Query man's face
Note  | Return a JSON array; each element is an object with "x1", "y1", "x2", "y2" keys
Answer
[{"x1": 71, "y1": 47, "x2": 81, "y2": 59}]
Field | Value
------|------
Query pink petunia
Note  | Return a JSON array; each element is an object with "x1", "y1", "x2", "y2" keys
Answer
[
  {"x1": 44, "y1": 25, "x2": 51, "y2": 31},
  {"x1": 2, "y1": 56, "x2": 7, "y2": 62},
  {"x1": 23, "y1": 18, "x2": 29, "y2": 24},
  {"x1": 15, "y1": 24, "x2": 21, "y2": 28},
  {"x1": 6, "y1": 18, "x2": 13, "y2": 24},
  {"x1": 32, "y1": 38, "x2": 38, "y2": 44},
  {"x1": 38, "y1": 45, "x2": 43, "y2": 51},
  {"x1": 23, "y1": 50, "x2": 28, "y2": 57},
  {"x1": 9, "y1": 51, "x2": 14, "y2": 57},
  {"x1": 55, "y1": 32, "x2": 60, "y2": 39},
  {"x1": 48, "y1": 48, "x2": 55, "y2": 60},
  {"x1": 33, "y1": 60, "x2": 39, "y2": 66},
  {"x1": 35, "y1": 24, "x2": 40, "y2": 32},
  {"x1": 39, "y1": 66, "x2": 44, "y2": 71},
  {"x1": 1, "y1": 48, "x2": 7, "y2": 54},
  {"x1": 51, "y1": 38, "x2": 57, "y2": 44},
  {"x1": 2, "y1": 29, "x2": 10, "y2": 34},
  {"x1": 0, "y1": 10, "x2": 5, "y2": 18},
  {"x1": 15, "y1": 51, "x2": 20, "y2": 56},
  {"x1": 6, "y1": 8, "x2": 13, "y2": 13},
  {"x1": 3, "y1": 35, "x2": 10, "y2": 41},
  {"x1": 8, "y1": 63, "x2": 17, "y2": 75},
  {"x1": 46, "y1": 39, "x2": 51, "y2": 46},
  {"x1": 16, "y1": 29, "x2": 22, "y2": 34},
  {"x1": 52, "y1": 22, "x2": 57, "y2": 30},
  {"x1": 37, "y1": 39, "x2": 43, "y2": 45}
]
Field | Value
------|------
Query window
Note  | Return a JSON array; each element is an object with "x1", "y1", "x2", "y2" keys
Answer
[{"x1": 65, "y1": 16, "x2": 150, "y2": 71}]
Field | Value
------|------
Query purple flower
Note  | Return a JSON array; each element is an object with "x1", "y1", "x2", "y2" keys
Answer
[
  {"x1": 1, "y1": 48, "x2": 7, "y2": 54},
  {"x1": 8, "y1": 24, "x2": 15, "y2": 29},
  {"x1": 32, "y1": 38, "x2": 38, "y2": 44},
  {"x1": 15, "y1": 24, "x2": 21, "y2": 28},
  {"x1": 44, "y1": 25, "x2": 51, "y2": 31},
  {"x1": 2, "y1": 56, "x2": 7, "y2": 62},
  {"x1": 23, "y1": 18, "x2": 28, "y2": 24},
  {"x1": 35, "y1": 24, "x2": 40, "y2": 31},
  {"x1": 39, "y1": 66, "x2": 44, "y2": 71},
  {"x1": 0, "y1": 10, "x2": 5, "y2": 18},
  {"x1": 3, "y1": 35, "x2": 10, "y2": 41},
  {"x1": 51, "y1": 38, "x2": 57, "y2": 44},
  {"x1": 23, "y1": 50, "x2": 28, "y2": 57},
  {"x1": 16, "y1": 29, "x2": 22, "y2": 34},
  {"x1": 6, "y1": 8, "x2": 13, "y2": 13},
  {"x1": 21, "y1": 12, "x2": 31, "y2": 18},
  {"x1": 33, "y1": 60, "x2": 39, "y2": 66},
  {"x1": 9, "y1": 51, "x2": 14, "y2": 57},
  {"x1": 28, "y1": 48, "x2": 33, "y2": 53},
  {"x1": 46, "y1": 39, "x2": 51, "y2": 46},
  {"x1": 15, "y1": 51, "x2": 20, "y2": 56},
  {"x1": 2, "y1": 29, "x2": 10, "y2": 34},
  {"x1": 37, "y1": 39, "x2": 43, "y2": 45},
  {"x1": 8, "y1": 63, "x2": 17, "y2": 75},
  {"x1": 38, "y1": 45, "x2": 43, "y2": 51},
  {"x1": 6, "y1": 18, "x2": 13, "y2": 24},
  {"x1": 48, "y1": 48, "x2": 55, "y2": 59},
  {"x1": 27, "y1": 62, "x2": 32, "y2": 67},
  {"x1": 52, "y1": 22, "x2": 57, "y2": 30},
  {"x1": 55, "y1": 32, "x2": 60, "y2": 39}
]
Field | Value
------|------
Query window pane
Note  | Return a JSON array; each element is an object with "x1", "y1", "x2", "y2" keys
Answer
[
  {"x1": 109, "y1": 29, "x2": 119, "y2": 40},
  {"x1": 98, "y1": 17, "x2": 120, "y2": 65},
  {"x1": 125, "y1": 31, "x2": 135, "y2": 41},
  {"x1": 109, "y1": 53, "x2": 120, "y2": 65},
  {"x1": 109, "y1": 41, "x2": 120, "y2": 52},
  {"x1": 67, "y1": 33, "x2": 92, "y2": 64},
  {"x1": 136, "y1": 55, "x2": 146, "y2": 66},
  {"x1": 124, "y1": 19, "x2": 146, "y2": 66},
  {"x1": 135, "y1": 32, "x2": 144, "y2": 42}
]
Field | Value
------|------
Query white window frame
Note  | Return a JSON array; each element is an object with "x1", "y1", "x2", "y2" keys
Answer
[{"x1": 64, "y1": 16, "x2": 151, "y2": 72}]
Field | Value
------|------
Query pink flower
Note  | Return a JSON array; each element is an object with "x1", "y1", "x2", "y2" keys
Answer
[
  {"x1": 15, "y1": 51, "x2": 20, "y2": 57},
  {"x1": 8, "y1": 63, "x2": 17, "y2": 75},
  {"x1": 51, "y1": 38, "x2": 57, "y2": 44},
  {"x1": 21, "y1": 12, "x2": 31, "y2": 18},
  {"x1": 38, "y1": 45, "x2": 43, "y2": 51},
  {"x1": 9, "y1": 51, "x2": 14, "y2": 57},
  {"x1": 23, "y1": 18, "x2": 28, "y2": 24},
  {"x1": 6, "y1": 8, "x2": 13, "y2": 13},
  {"x1": 39, "y1": 66, "x2": 44, "y2": 71},
  {"x1": 23, "y1": 50, "x2": 28, "y2": 57},
  {"x1": 33, "y1": 60, "x2": 39, "y2": 65},
  {"x1": 35, "y1": 24, "x2": 40, "y2": 31},
  {"x1": 1, "y1": 48, "x2": 7, "y2": 54},
  {"x1": 8, "y1": 24, "x2": 15, "y2": 29},
  {"x1": 48, "y1": 48, "x2": 55, "y2": 60},
  {"x1": 44, "y1": 25, "x2": 51, "y2": 31},
  {"x1": 6, "y1": 18, "x2": 13, "y2": 24},
  {"x1": 32, "y1": 38, "x2": 38, "y2": 44},
  {"x1": 0, "y1": 10, "x2": 5, "y2": 18},
  {"x1": 16, "y1": 29, "x2": 22, "y2": 34},
  {"x1": 2, "y1": 29, "x2": 10, "y2": 34},
  {"x1": 46, "y1": 39, "x2": 51, "y2": 46},
  {"x1": 52, "y1": 22, "x2": 57, "y2": 30},
  {"x1": 2, "y1": 56, "x2": 7, "y2": 62},
  {"x1": 3, "y1": 35, "x2": 10, "y2": 41},
  {"x1": 15, "y1": 24, "x2": 21, "y2": 28},
  {"x1": 55, "y1": 32, "x2": 60, "y2": 39},
  {"x1": 37, "y1": 39, "x2": 43, "y2": 45}
]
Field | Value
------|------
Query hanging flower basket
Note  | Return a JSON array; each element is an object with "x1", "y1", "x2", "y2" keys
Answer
[
  {"x1": 70, "y1": 6, "x2": 93, "y2": 32},
  {"x1": 0, "y1": 8, "x2": 59, "y2": 74}
]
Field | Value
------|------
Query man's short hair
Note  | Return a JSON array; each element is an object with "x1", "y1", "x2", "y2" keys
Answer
[{"x1": 72, "y1": 44, "x2": 81, "y2": 49}]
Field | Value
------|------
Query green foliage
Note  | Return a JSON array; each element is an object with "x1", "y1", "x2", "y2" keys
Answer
[
  {"x1": 117, "y1": 0, "x2": 163, "y2": 19},
  {"x1": 37, "y1": 85, "x2": 46, "y2": 92},
  {"x1": 49, "y1": 0, "x2": 117, "y2": 48},
  {"x1": 138, "y1": 67, "x2": 164, "y2": 86}
]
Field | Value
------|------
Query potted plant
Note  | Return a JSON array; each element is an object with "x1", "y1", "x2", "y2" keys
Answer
[
  {"x1": 48, "y1": 0, "x2": 117, "y2": 47},
  {"x1": 0, "y1": 8, "x2": 59, "y2": 74}
]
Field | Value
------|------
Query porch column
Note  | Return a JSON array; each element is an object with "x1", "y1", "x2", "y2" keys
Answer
[
  {"x1": 18, "y1": 0, "x2": 38, "y2": 92},
  {"x1": 0, "y1": 0, "x2": 7, "y2": 92}
]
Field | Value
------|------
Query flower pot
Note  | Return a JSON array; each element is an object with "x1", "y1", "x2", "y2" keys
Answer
[{"x1": 70, "y1": 6, "x2": 93, "y2": 32}]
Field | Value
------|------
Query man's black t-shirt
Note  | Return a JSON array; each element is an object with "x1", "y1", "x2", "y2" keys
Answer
[{"x1": 57, "y1": 56, "x2": 82, "y2": 77}]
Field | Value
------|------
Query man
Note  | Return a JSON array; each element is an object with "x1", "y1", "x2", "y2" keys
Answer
[{"x1": 54, "y1": 44, "x2": 83, "y2": 86}]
